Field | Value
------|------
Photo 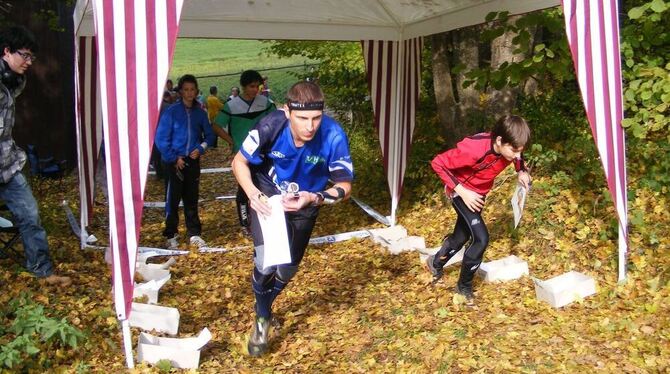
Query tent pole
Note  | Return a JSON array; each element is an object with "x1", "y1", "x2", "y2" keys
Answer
[
  {"x1": 121, "y1": 319, "x2": 134, "y2": 368},
  {"x1": 617, "y1": 222, "x2": 627, "y2": 283},
  {"x1": 390, "y1": 34, "x2": 405, "y2": 226}
]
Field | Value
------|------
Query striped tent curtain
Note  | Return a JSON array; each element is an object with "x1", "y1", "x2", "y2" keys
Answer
[
  {"x1": 74, "y1": 35, "x2": 102, "y2": 235},
  {"x1": 561, "y1": 0, "x2": 628, "y2": 280},
  {"x1": 79, "y1": 0, "x2": 184, "y2": 367},
  {"x1": 362, "y1": 38, "x2": 423, "y2": 225}
]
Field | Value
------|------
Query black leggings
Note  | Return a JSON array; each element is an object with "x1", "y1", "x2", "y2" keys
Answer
[
  {"x1": 433, "y1": 196, "x2": 489, "y2": 289},
  {"x1": 249, "y1": 205, "x2": 319, "y2": 271},
  {"x1": 249, "y1": 205, "x2": 319, "y2": 318}
]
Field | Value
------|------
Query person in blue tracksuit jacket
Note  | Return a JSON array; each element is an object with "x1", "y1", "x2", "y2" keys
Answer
[
  {"x1": 155, "y1": 74, "x2": 215, "y2": 249},
  {"x1": 232, "y1": 81, "x2": 354, "y2": 356}
]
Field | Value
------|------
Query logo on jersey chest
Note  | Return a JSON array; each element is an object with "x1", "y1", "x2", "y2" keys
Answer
[
  {"x1": 270, "y1": 151, "x2": 286, "y2": 158},
  {"x1": 305, "y1": 155, "x2": 325, "y2": 165}
]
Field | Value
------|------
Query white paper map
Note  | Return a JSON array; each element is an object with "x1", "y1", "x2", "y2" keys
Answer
[
  {"x1": 259, "y1": 195, "x2": 292, "y2": 268},
  {"x1": 511, "y1": 184, "x2": 529, "y2": 228}
]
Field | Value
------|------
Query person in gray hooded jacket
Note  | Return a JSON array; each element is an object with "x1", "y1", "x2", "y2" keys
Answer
[{"x1": 0, "y1": 26, "x2": 71, "y2": 287}]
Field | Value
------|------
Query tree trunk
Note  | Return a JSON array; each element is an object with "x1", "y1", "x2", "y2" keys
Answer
[
  {"x1": 431, "y1": 25, "x2": 484, "y2": 145},
  {"x1": 453, "y1": 25, "x2": 481, "y2": 120},
  {"x1": 487, "y1": 15, "x2": 526, "y2": 119},
  {"x1": 430, "y1": 33, "x2": 457, "y2": 145},
  {"x1": 523, "y1": 25, "x2": 542, "y2": 96}
]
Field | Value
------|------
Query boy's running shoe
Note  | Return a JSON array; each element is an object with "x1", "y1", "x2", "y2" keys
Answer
[
  {"x1": 247, "y1": 316, "x2": 270, "y2": 357},
  {"x1": 455, "y1": 283, "x2": 475, "y2": 306},
  {"x1": 424, "y1": 254, "x2": 444, "y2": 283}
]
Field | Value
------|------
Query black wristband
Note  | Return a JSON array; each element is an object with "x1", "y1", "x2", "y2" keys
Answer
[{"x1": 312, "y1": 192, "x2": 325, "y2": 206}]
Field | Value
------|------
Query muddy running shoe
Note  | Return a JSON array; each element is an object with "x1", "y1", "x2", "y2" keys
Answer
[
  {"x1": 166, "y1": 235, "x2": 179, "y2": 250},
  {"x1": 189, "y1": 235, "x2": 207, "y2": 249},
  {"x1": 455, "y1": 283, "x2": 475, "y2": 306},
  {"x1": 247, "y1": 316, "x2": 270, "y2": 357},
  {"x1": 424, "y1": 254, "x2": 444, "y2": 283},
  {"x1": 43, "y1": 274, "x2": 73, "y2": 288}
]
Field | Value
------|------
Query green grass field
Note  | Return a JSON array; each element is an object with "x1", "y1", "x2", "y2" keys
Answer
[{"x1": 170, "y1": 39, "x2": 318, "y2": 103}]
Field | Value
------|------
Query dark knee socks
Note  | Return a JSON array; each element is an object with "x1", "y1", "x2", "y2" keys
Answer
[
  {"x1": 252, "y1": 270, "x2": 291, "y2": 318},
  {"x1": 252, "y1": 270, "x2": 274, "y2": 319}
]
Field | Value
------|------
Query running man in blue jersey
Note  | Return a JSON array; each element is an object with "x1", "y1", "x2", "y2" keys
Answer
[{"x1": 231, "y1": 81, "x2": 354, "y2": 357}]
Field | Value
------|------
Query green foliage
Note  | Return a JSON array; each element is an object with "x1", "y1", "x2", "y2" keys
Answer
[
  {"x1": 402, "y1": 110, "x2": 445, "y2": 198},
  {"x1": 155, "y1": 359, "x2": 173, "y2": 372},
  {"x1": 345, "y1": 113, "x2": 389, "y2": 205},
  {"x1": 620, "y1": 0, "x2": 670, "y2": 141},
  {"x1": 626, "y1": 137, "x2": 670, "y2": 193},
  {"x1": 460, "y1": 9, "x2": 575, "y2": 92},
  {"x1": 0, "y1": 292, "x2": 86, "y2": 370},
  {"x1": 517, "y1": 84, "x2": 602, "y2": 185},
  {"x1": 264, "y1": 41, "x2": 372, "y2": 122}
]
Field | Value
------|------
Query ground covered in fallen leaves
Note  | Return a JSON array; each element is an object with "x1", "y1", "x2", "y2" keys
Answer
[{"x1": 1, "y1": 146, "x2": 668, "y2": 373}]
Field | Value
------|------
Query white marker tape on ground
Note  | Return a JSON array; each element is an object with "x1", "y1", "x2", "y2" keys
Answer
[
  {"x1": 61, "y1": 200, "x2": 82, "y2": 239},
  {"x1": 83, "y1": 244, "x2": 107, "y2": 251},
  {"x1": 309, "y1": 230, "x2": 370, "y2": 245},
  {"x1": 198, "y1": 245, "x2": 249, "y2": 253},
  {"x1": 148, "y1": 167, "x2": 231, "y2": 175},
  {"x1": 138, "y1": 247, "x2": 190, "y2": 256},
  {"x1": 143, "y1": 199, "x2": 205, "y2": 208},
  {"x1": 350, "y1": 197, "x2": 390, "y2": 226},
  {"x1": 84, "y1": 245, "x2": 190, "y2": 257},
  {"x1": 214, "y1": 195, "x2": 236, "y2": 200},
  {"x1": 62, "y1": 200, "x2": 97, "y2": 244}
]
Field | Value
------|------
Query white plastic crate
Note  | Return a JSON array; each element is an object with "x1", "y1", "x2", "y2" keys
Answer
[
  {"x1": 133, "y1": 274, "x2": 171, "y2": 304},
  {"x1": 137, "y1": 328, "x2": 211, "y2": 369},
  {"x1": 534, "y1": 271, "x2": 597, "y2": 308},
  {"x1": 368, "y1": 225, "x2": 408, "y2": 244},
  {"x1": 477, "y1": 255, "x2": 529, "y2": 282},
  {"x1": 129, "y1": 302, "x2": 180, "y2": 335},
  {"x1": 387, "y1": 236, "x2": 426, "y2": 254},
  {"x1": 136, "y1": 263, "x2": 171, "y2": 282}
]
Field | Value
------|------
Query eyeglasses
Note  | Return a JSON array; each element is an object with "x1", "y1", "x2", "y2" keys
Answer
[{"x1": 15, "y1": 50, "x2": 36, "y2": 62}]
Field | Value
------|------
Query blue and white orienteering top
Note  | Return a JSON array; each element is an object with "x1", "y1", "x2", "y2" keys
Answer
[{"x1": 240, "y1": 110, "x2": 354, "y2": 193}]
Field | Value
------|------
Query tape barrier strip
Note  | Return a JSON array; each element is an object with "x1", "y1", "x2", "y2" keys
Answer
[
  {"x1": 138, "y1": 247, "x2": 190, "y2": 256},
  {"x1": 144, "y1": 199, "x2": 205, "y2": 208},
  {"x1": 83, "y1": 245, "x2": 190, "y2": 256},
  {"x1": 61, "y1": 200, "x2": 82, "y2": 239},
  {"x1": 214, "y1": 195, "x2": 236, "y2": 200},
  {"x1": 199, "y1": 230, "x2": 371, "y2": 252},
  {"x1": 199, "y1": 245, "x2": 249, "y2": 253},
  {"x1": 350, "y1": 196, "x2": 390, "y2": 226},
  {"x1": 148, "y1": 167, "x2": 231, "y2": 175},
  {"x1": 309, "y1": 230, "x2": 370, "y2": 245},
  {"x1": 83, "y1": 244, "x2": 106, "y2": 251}
]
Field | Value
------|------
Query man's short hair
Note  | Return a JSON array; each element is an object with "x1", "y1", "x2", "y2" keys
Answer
[
  {"x1": 240, "y1": 70, "x2": 263, "y2": 87},
  {"x1": 0, "y1": 26, "x2": 39, "y2": 54},
  {"x1": 177, "y1": 74, "x2": 198, "y2": 91},
  {"x1": 286, "y1": 81, "x2": 324, "y2": 108},
  {"x1": 209, "y1": 85, "x2": 217, "y2": 95},
  {"x1": 491, "y1": 115, "x2": 531, "y2": 149}
]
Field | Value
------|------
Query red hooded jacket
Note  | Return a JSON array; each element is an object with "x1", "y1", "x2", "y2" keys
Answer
[{"x1": 431, "y1": 132, "x2": 525, "y2": 196}]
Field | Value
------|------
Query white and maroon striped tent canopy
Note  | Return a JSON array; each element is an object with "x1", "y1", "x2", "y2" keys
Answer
[{"x1": 74, "y1": 0, "x2": 627, "y2": 367}]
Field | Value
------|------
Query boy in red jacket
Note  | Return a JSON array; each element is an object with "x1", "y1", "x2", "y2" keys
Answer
[{"x1": 427, "y1": 115, "x2": 531, "y2": 303}]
